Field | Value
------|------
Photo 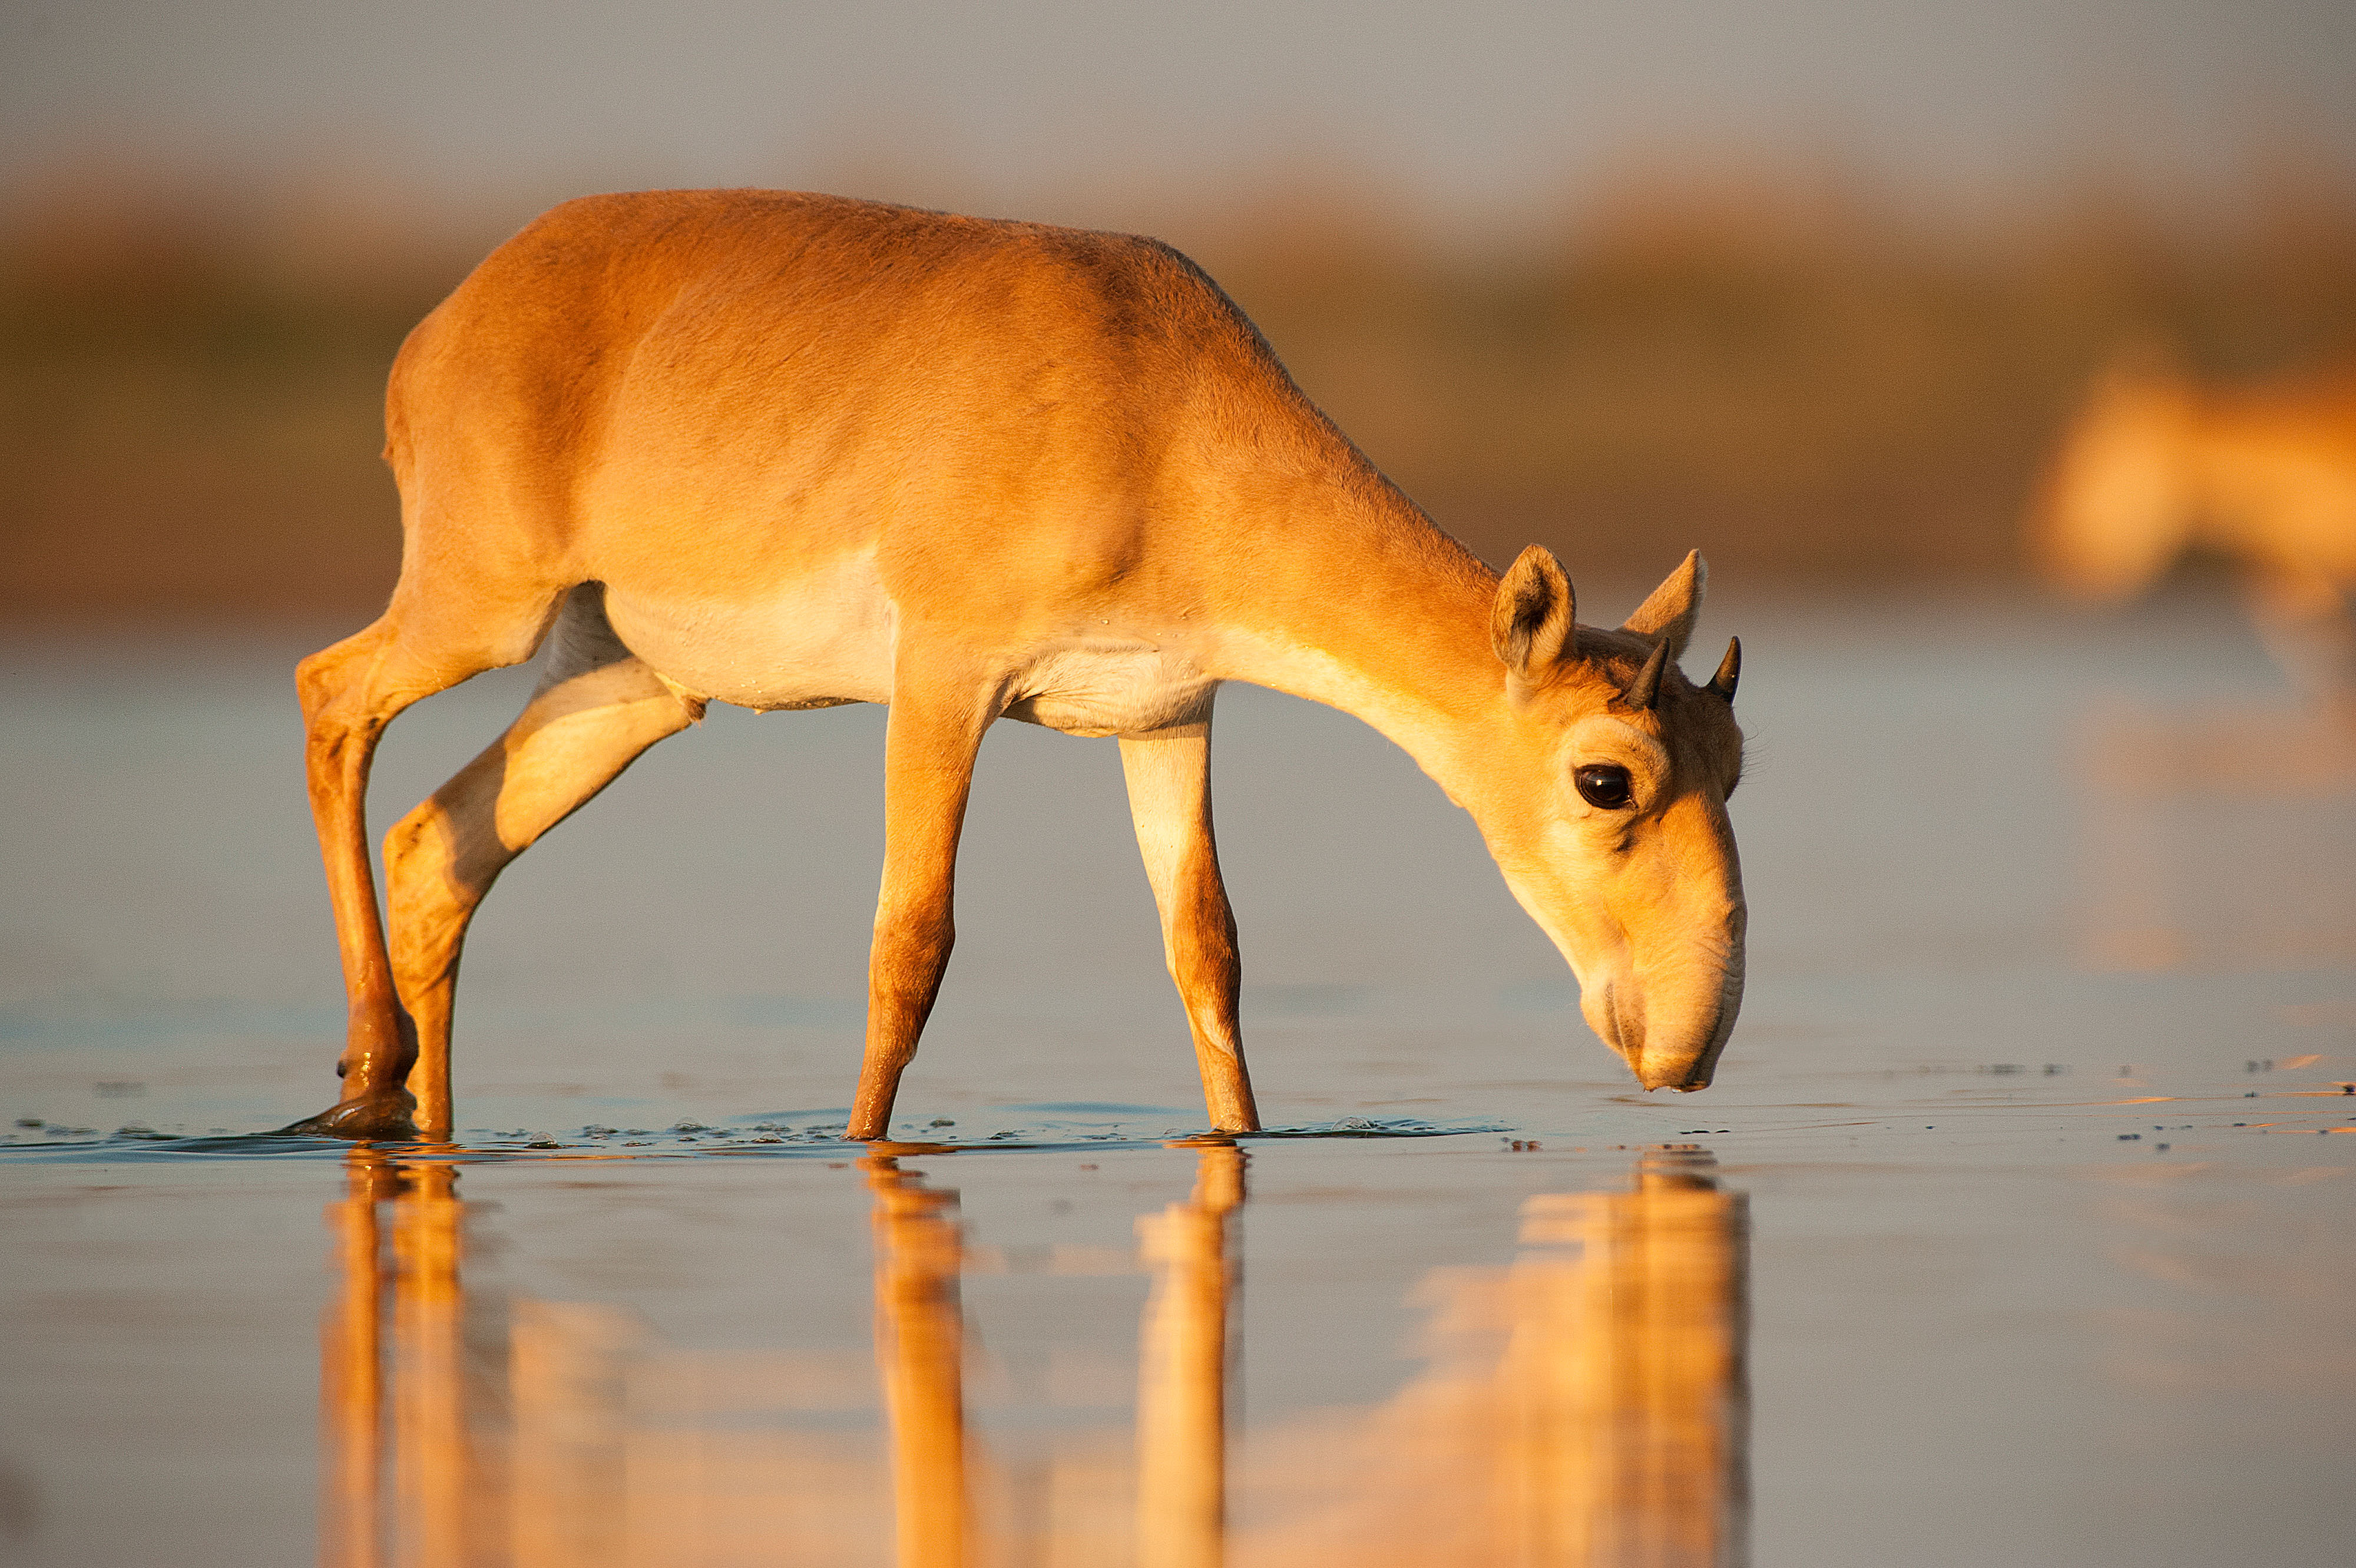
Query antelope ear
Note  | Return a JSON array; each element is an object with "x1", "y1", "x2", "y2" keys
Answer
[
  {"x1": 1621, "y1": 550, "x2": 1706, "y2": 663},
  {"x1": 1491, "y1": 545, "x2": 1576, "y2": 689}
]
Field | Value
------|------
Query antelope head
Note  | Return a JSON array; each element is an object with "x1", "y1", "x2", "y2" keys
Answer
[{"x1": 1481, "y1": 547, "x2": 1746, "y2": 1093}]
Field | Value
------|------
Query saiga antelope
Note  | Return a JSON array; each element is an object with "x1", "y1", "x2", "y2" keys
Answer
[
  {"x1": 2034, "y1": 353, "x2": 2356, "y2": 711},
  {"x1": 289, "y1": 190, "x2": 1748, "y2": 1143}
]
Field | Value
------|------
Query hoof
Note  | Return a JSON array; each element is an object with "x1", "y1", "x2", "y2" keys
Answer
[{"x1": 280, "y1": 1090, "x2": 419, "y2": 1142}]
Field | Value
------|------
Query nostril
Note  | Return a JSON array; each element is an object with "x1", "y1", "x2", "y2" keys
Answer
[
  {"x1": 1584, "y1": 983, "x2": 1627, "y2": 1056},
  {"x1": 1607, "y1": 987, "x2": 1645, "y2": 1064}
]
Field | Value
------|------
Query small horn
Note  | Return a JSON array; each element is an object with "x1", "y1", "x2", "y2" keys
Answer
[
  {"x1": 1707, "y1": 636, "x2": 1740, "y2": 701},
  {"x1": 1624, "y1": 639, "x2": 1669, "y2": 710}
]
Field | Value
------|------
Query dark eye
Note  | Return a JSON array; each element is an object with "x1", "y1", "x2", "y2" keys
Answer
[{"x1": 1574, "y1": 764, "x2": 1633, "y2": 810}]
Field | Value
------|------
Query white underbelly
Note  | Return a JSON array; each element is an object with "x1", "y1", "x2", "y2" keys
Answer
[
  {"x1": 600, "y1": 555, "x2": 1216, "y2": 735},
  {"x1": 1002, "y1": 644, "x2": 1219, "y2": 736},
  {"x1": 600, "y1": 555, "x2": 896, "y2": 711}
]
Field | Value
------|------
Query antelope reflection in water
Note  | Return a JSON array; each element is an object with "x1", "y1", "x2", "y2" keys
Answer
[
  {"x1": 318, "y1": 1146, "x2": 1745, "y2": 1566},
  {"x1": 1240, "y1": 1149, "x2": 1749, "y2": 1567},
  {"x1": 866, "y1": 1154, "x2": 972, "y2": 1566},
  {"x1": 319, "y1": 1153, "x2": 471, "y2": 1568}
]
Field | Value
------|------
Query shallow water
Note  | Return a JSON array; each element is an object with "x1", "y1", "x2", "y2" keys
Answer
[{"x1": 2, "y1": 585, "x2": 2352, "y2": 1566}]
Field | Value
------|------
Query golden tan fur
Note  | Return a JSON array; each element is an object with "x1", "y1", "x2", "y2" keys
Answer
[
  {"x1": 287, "y1": 190, "x2": 1748, "y2": 1141},
  {"x1": 2035, "y1": 355, "x2": 2356, "y2": 707}
]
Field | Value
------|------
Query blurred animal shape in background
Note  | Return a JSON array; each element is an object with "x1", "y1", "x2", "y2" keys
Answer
[
  {"x1": 2033, "y1": 350, "x2": 2356, "y2": 715},
  {"x1": 286, "y1": 190, "x2": 1748, "y2": 1143}
]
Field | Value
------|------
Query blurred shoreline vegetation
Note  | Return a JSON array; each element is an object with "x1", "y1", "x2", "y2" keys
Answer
[
  {"x1": 0, "y1": 161, "x2": 475, "y2": 618},
  {"x1": 6, "y1": 152, "x2": 2356, "y2": 618}
]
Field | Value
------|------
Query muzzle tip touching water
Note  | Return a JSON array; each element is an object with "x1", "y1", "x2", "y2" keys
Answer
[
  {"x1": 1585, "y1": 980, "x2": 1738, "y2": 1095},
  {"x1": 1618, "y1": 1011, "x2": 1734, "y2": 1093},
  {"x1": 1636, "y1": 1060, "x2": 1715, "y2": 1093}
]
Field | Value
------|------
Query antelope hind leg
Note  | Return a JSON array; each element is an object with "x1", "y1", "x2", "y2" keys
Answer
[
  {"x1": 378, "y1": 606, "x2": 703, "y2": 1140},
  {"x1": 286, "y1": 619, "x2": 501, "y2": 1139},
  {"x1": 287, "y1": 573, "x2": 570, "y2": 1139},
  {"x1": 1119, "y1": 708, "x2": 1259, "y2": 1133},
  {"x1": 849, "y1": 673, "x2": 997, "y2": 1141}
]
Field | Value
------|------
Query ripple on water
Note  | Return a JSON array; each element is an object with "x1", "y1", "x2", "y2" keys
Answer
[{"x1": 0, "y1": 1112, "x2": 1509, "y2": 1164}]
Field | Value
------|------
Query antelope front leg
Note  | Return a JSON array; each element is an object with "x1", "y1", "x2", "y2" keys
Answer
[
  {"x1": 849, "y1": 679, "x2": 997, "y2": 1141},
  {"x1": 1119, "y1": 713, "x2": 1260, "y2": 1133}
]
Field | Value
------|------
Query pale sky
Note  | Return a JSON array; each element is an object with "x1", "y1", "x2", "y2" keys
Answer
[{"x1": 6, "y1": 0, "x2": 2354, "y2": 220}]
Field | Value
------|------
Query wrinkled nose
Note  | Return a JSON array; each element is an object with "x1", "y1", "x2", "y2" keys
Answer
[{"x1": 1586, "y1": 975, "x2": 1737, "y2": 1094}]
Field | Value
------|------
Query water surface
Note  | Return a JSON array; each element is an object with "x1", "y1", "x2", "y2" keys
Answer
[{"x1": 2, "y1": 585, "x2": 2351, "y2": 1566}]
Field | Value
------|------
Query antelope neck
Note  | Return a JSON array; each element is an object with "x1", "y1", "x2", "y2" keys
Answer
[{"x1": 1200, "y1": 475, "x2": 1507, "y2": 809}]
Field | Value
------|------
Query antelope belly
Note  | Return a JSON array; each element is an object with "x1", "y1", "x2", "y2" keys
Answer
[
  {"x1": 1002, "y1": 645, "x2": 1218, "y2": 737},
  {"x1": 599, "y1": 558, "x2": 895, "y2": 712}
]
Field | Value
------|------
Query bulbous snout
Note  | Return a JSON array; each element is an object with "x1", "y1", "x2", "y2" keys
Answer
[
  {"x1": 1495, "y1": 776, "x2": 1749, "y2": 1099},
  {"x1": 1582, "y1": 972, "x2": 1742, "y2": 1091},
  {"x1": 1578, "y1": 902, "x2": 1746, "y2": 1094}
]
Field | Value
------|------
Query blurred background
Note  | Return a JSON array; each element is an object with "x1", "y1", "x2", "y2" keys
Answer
[
  {"x1": 8, "y1": 11, "x2": 2356, "y2": 1566},
  {"x1": 6, "y1": 0, "x2": 2356, "y2": 616}
]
